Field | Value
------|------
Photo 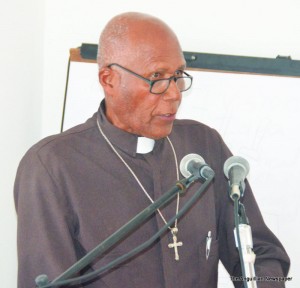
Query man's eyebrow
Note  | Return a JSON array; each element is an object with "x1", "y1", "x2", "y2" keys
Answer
[{"x1": 178, "y1": 64, "x2": 187, "y2": 70}]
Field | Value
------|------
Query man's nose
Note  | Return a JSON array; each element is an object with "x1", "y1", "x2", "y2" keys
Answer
[{"x1": 162, "y1": 79, "x2": 182, "y2": 101}]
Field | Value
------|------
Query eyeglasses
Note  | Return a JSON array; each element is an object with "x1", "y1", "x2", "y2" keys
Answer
[{"x1": 108, "y1": 63, "x2": 193, "y2": 95}]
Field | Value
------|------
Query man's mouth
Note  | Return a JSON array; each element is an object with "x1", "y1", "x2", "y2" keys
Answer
[{"x1": 158, "y1": 113, "x2": 176, "y2": 121}]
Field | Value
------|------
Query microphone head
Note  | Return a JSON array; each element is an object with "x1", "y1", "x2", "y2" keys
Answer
[
  {"x1": 223, "y1": 156, "x2": 250, "y2": 179},
  {"x1": 180, "y1": 153, "x2": 205, "y2": 177}
]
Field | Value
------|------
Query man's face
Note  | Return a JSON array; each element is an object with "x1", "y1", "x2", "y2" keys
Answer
[{"x1": 101, "y1": 27, "x2": 186, "y2": 139}]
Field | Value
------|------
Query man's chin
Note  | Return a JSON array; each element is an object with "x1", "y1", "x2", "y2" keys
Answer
[{"x1": 144, "y1": 126, "x2": 173, "y2": 140}]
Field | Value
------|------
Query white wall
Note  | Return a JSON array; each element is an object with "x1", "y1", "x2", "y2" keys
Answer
[
  {"x1": 41, "y1": 0, "x2": 300, "y2": 137},
  {"x1": 0, "y1": 0, "x2": 44, "y2": 287},
  {"x1": 1, "y1": 0, "x2": 299, "y2": 287}
]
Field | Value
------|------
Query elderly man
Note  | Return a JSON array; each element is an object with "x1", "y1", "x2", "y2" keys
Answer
[{"x1": 14, "y1": 12, "x2": 289, "y2": 288}]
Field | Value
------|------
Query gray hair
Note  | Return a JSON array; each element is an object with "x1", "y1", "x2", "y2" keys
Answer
[
  {"x1": 97, "y1": 14, "x2": 130, "y2": 69},
  {"x1": 96, "y1": 12, "x2": 177, "y2": 70}
]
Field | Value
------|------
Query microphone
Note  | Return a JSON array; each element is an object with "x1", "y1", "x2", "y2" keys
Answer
[
  {"x1": 180, "y1": 153, "x2": 214, "y2": 181},
  {"x1": 223, "y1": 156, "x2": 250, "y2": 200}
]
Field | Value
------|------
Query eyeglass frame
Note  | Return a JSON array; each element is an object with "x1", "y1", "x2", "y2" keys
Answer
[{"x1": 107, "y1": 63, "x2": 193, "y2": 95}]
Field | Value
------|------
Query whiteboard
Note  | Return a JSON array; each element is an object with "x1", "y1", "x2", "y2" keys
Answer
[{"x1": 63, "y1": 60, "x2": 299, "y2": 287}]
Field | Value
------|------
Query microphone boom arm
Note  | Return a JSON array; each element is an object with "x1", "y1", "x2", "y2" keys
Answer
[{"x1": 35, "y1": 174, "x2": 206, "y2": 288}]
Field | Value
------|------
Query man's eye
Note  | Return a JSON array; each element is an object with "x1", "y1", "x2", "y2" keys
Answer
[
  {"x1": 175, "y1": 70, "x2": 184, "y2": 77},
  {"x1": 151, "y1": 72, "x2": 161, "y2": 79}
]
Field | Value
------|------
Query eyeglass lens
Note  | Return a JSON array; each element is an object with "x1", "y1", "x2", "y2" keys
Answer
[{"x1": 151, "y1": 77, "x2": 192, "y2": 94}]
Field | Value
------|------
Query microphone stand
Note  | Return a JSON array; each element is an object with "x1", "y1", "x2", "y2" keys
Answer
[
  {"x1": 232, "y1": 184, "x2": 257, "y2": 288},
  {"x1": 35, "y1": 172, "x2": 213, "y2": 288}
]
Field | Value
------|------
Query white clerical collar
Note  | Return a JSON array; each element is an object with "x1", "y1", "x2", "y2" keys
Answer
[{"x1": 136, "y1": 137, "x2": 155, "y2": 154}]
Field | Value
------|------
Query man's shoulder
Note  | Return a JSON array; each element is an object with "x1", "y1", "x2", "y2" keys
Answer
[
  {"x1": 173, "y1": 118, "x2": 218, "y2": 134},
  {"x1": 171, "y1": 118, "x2": 224, "y2": 148},
  {"x1": 24, "y1": 114, "x2": 97, "y2": 160}
]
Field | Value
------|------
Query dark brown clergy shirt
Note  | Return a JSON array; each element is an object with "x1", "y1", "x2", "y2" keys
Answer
[{"x1": 14, "y1": 101, "x2": 290, "y2": 288}]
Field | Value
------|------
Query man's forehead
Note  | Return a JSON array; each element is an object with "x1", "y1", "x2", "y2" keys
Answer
[
  {"x1": 132, "y1": 42, "x2": 185, "y2": 67},
  {"x1": 144, "y1": 59, "x2": 186, "y2": 72},
  {"x1": 108, "y1": 16, "x2": 184, "y2": 70}
]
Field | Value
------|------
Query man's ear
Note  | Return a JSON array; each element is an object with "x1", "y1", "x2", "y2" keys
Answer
[{"x1": 98, "y1": 68, "x2": 115, "y2": 93}]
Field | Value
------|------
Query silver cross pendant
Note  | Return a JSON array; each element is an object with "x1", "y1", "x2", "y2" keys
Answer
[{"x1": 168, "y1": 227, "x2": 183, "y2": 261}]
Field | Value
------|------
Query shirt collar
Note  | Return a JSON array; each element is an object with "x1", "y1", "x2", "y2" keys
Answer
[{"x1": 97, "y1": 101, "x2": 161, "y2": 157}]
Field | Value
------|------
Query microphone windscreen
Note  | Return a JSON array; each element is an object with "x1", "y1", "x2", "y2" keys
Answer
[
  {"x1": 180, "y1": 153, "x2": 205, "y2": 178},
  {"x1": 223, "y1": 156, "x2": 250, "y2": 179}
]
